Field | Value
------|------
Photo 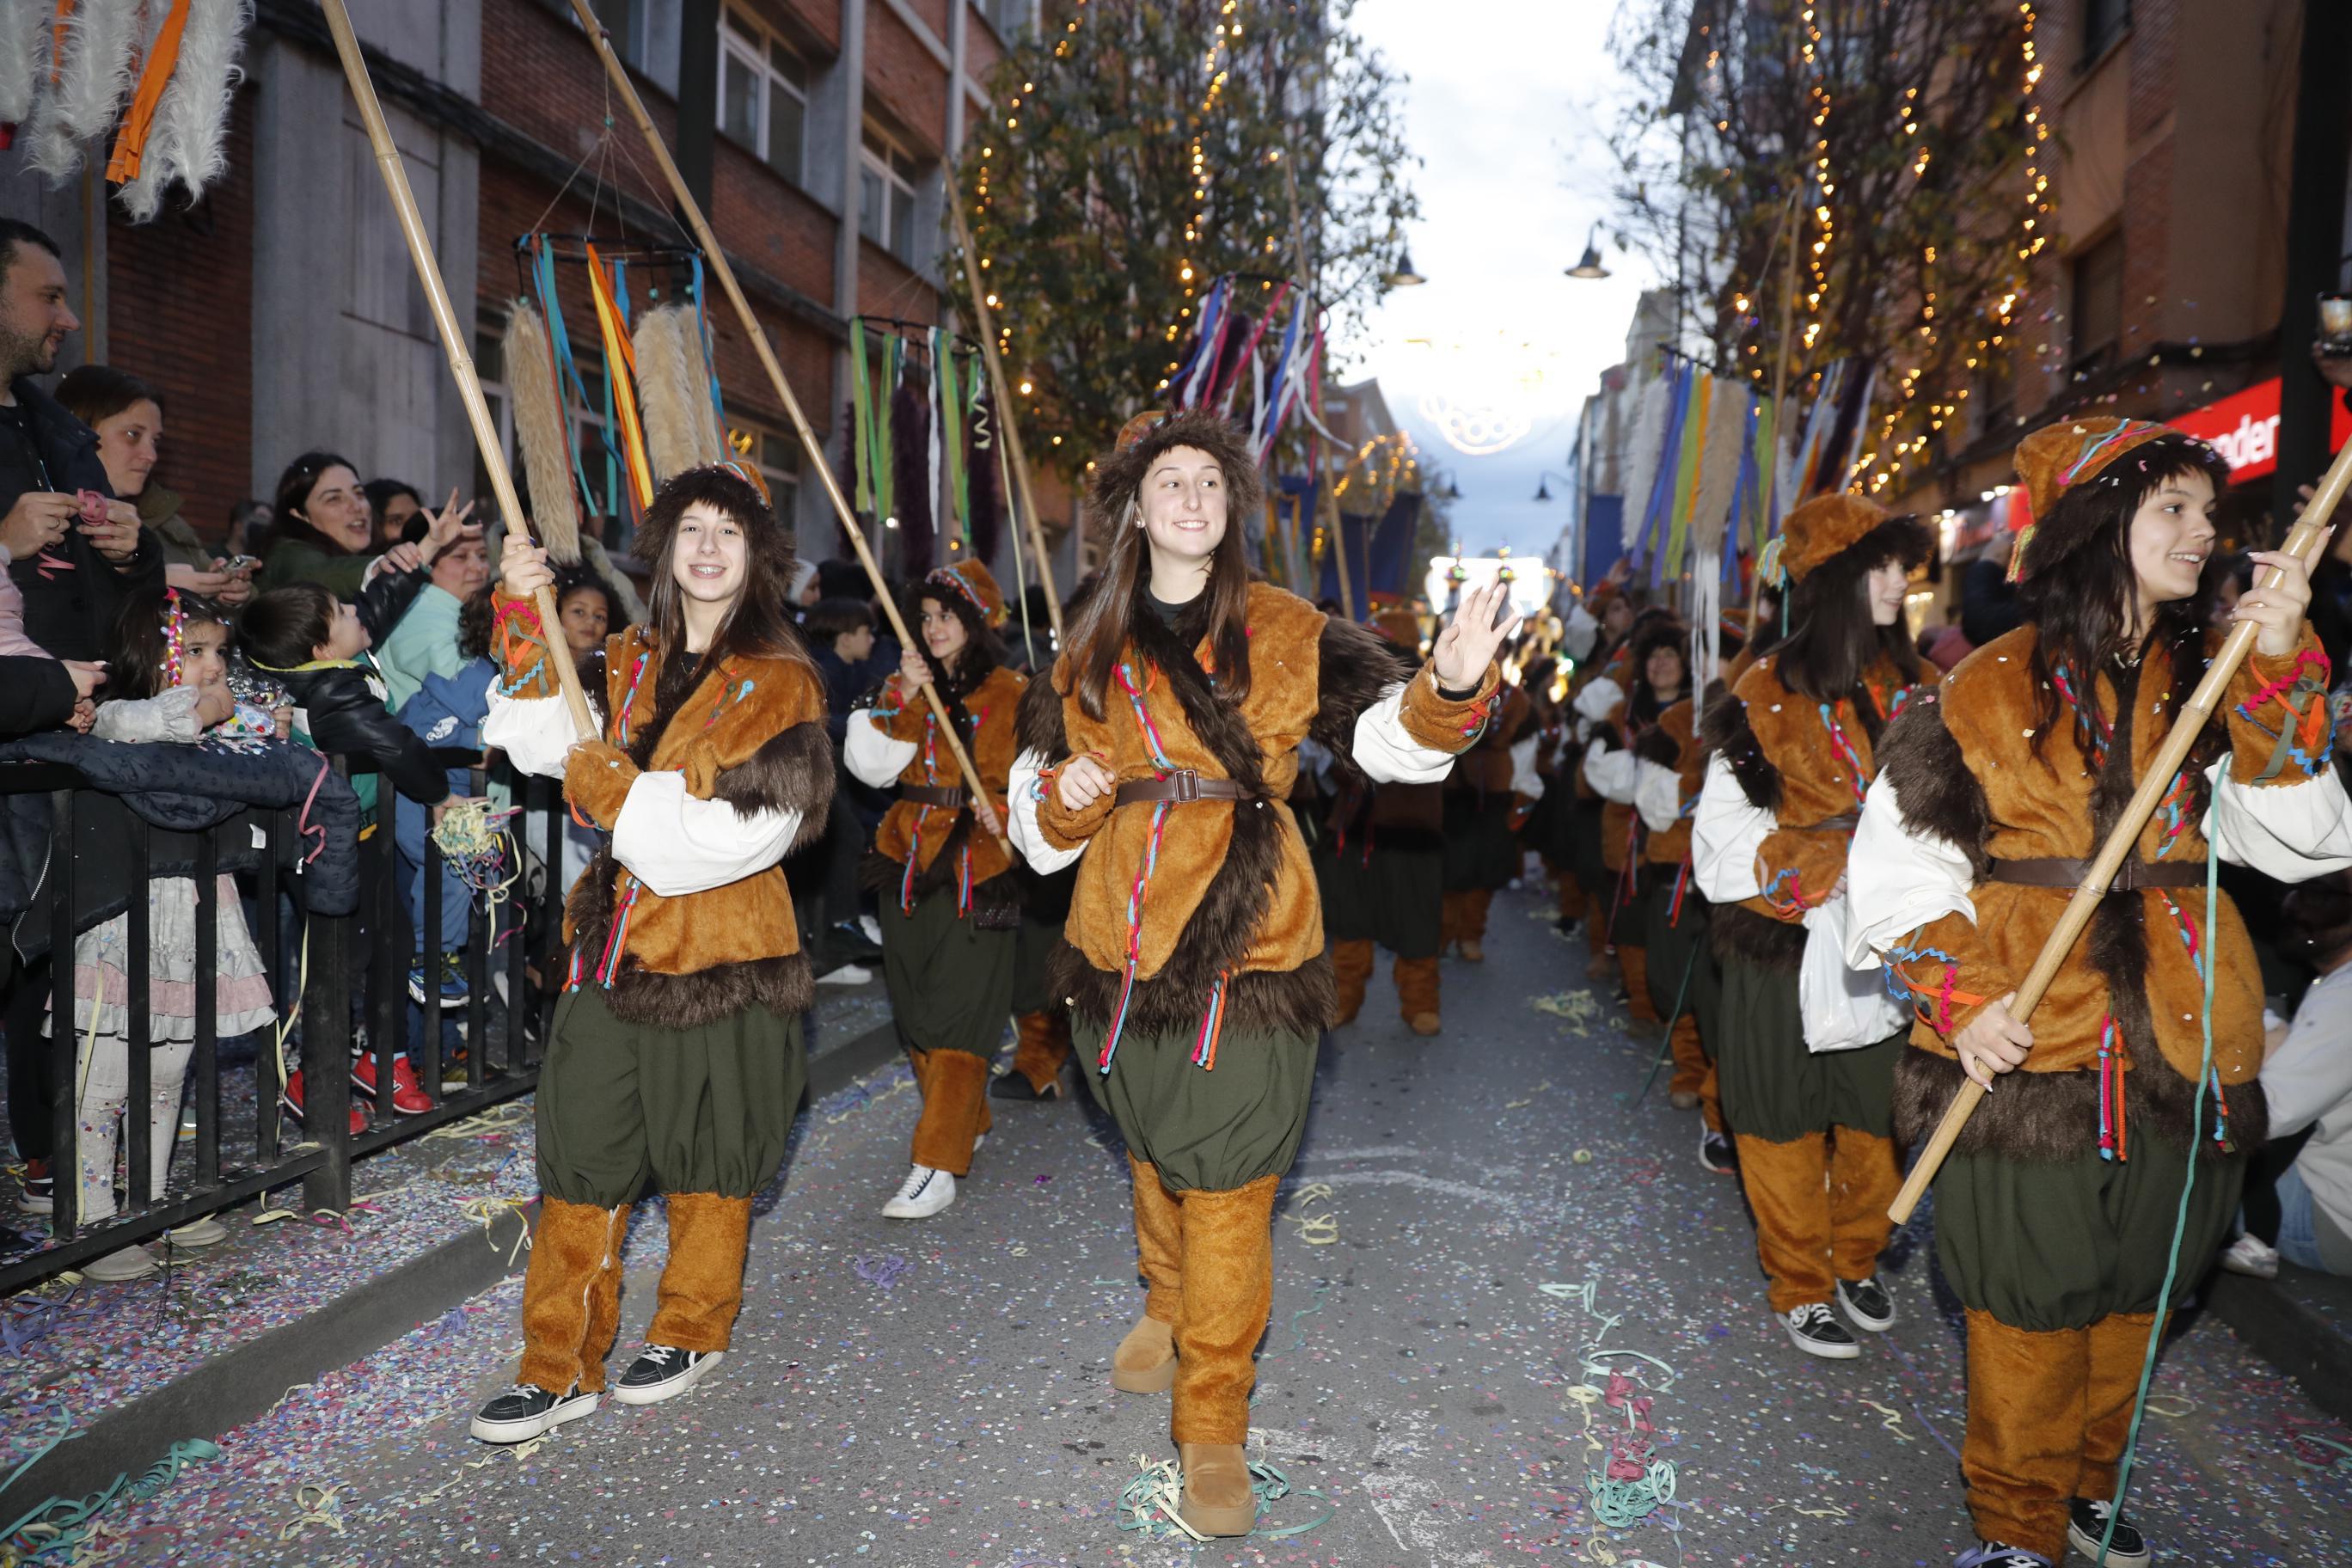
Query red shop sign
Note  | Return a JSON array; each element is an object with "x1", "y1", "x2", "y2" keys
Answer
[{"x1": 2168, "y1": 377, "x2": 2352, "y2": 483}]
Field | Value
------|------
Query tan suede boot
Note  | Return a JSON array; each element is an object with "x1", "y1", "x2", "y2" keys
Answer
[
  {"x1": 1394, "y1": 954, "x2": 1442, "y2": 1036},
  {"x1": 1178, "y1": 1440, "x2": 1259, "y2": 1537},
  {"x1": 1114, "y1": 1155, "x2": 1183, "y2": 1393},
  {"x1": 1330, "y1": 939, "x2": 1375, "y2": 1026}
]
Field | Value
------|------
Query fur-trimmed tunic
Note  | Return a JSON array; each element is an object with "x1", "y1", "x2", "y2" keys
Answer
[
  {"x1": 484, "y1": 600, "x2": 833, "y2": 1027},
  {"x1": 845, "y1": 661, "x2": 1026, "y2": 918},
  {"x1": 1008, "y1": 582, "x2": 1499, "y2": 1040},
  {"x1": 1847, "y1": 625, "x2": 2352, "y2": 1162},
  {"x1": 1692, "y1": 652, "x2": 1936, "y2": 972}
]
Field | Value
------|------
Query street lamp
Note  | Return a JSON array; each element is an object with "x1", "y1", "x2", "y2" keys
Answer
[
  {"x1": 1384, "y1": 247, "x2": 1426, "y2": 287},
  {"x1": 1532, "y1": 469, "x2": 1572, "y2": 503},
  {"x1": 1565, "y1": 224, "x2": 1610, "y2": 281}
]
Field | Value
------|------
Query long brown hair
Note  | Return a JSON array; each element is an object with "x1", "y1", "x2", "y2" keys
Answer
[
  {"x1": 636, "y1": 464, "x2": 811, "y2": 671},
  {"x1": 1063, "y1": 411, "x2": 1265, "y2": 719}
]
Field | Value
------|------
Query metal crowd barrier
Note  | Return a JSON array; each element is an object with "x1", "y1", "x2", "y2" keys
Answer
[{"x1": 0, "y1": 752, "x2": 567, "y2": 1295}]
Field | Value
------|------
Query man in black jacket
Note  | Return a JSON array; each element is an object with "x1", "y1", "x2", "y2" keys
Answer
[{"x1": 0, "y1": 220, "x2": 163, "y2": 662}]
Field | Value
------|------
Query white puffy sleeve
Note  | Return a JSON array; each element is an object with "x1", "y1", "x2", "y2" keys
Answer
[
  {"x1": 1008, "y1": 747, "x2": 1085, "y2": 874},
  {"x1": 483, "y1": 689, "x2": 603, "y2": 780},
  {"x1": 843, "y1": 708, "x2": 920, "y2": 789},
  {"x1": 1350, "y1": 683, "x2": 1463, "y2": 786},
  {"x1": 1843, "y1": 771, "x2": 1982, "y2": 972},
  {"x1": 1691, "y1": 754, "x2": 1773, "y2": 904},
  {"x1": 1632, "y1": 760, "x2": 1683, "y2": 834},
  {"x1": 1510, "y1": 734, "x2": 1544, "y2": 799},
  {"x1": 609, "y1": 771, "x2": 801, "y2": 897},
  {"x1": 2205, "y1": 762, "x2": 2352, "y2": 883}
]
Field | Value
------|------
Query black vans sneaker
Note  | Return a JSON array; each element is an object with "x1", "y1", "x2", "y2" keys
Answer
[
  {"x1": 610, "y1": 1344, "x2": 726, "y2": 1406},
  {"x1": 2066, "y1": 1497, "x2": 2149, "y2": 1568},
  {"x1": 470, "y1": 1381, "x2": 599, "y2": 1443},
  {"x1": 1955, "y1": 1547, "x2": 2052, "y2": 1568},
  {"x1": 1835, "y1": 1275, "x2": 1896, "y2": 1333},
  {"x1": 1780, "y1": 1302, "x2": 1860, "y2": 1359}
]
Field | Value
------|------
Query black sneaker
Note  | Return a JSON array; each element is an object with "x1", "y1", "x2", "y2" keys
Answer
[
  {"x1": 17, "y1": 1159, "x2": 52, "y2": 1216},
  {"x1": 2066, "y1": 1498, "x2": 2149, "y2": 1568},
  {"x1": 610, "y1": 1344, "x2": 726, "y2": 1406},
  {"x1": 470, "y1": 1381, "x2": 599, "y2": 1442},
  {"x1": 1698, "y1": 1129, "x2": 1736, "y2": 1174},
  {"x1": 827, "y1": 921, "x2": 884, "y2": 963},
  {"x1": 1835, "y1": 1275, "x2": 1896, "y2": 1333},
  {"x1": 1780, "y1": 1302, "x2": 1860, "y2": 1359},
  {"x1": 1955, "y1": 1547, "x2": 2052, "y2": 1568}
]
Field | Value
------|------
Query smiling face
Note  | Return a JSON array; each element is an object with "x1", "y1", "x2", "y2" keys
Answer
[
  {"x1": 2127, "y1": 468, "x2": 2219, "y2": 610},
  {"x1": 298, "y1": 465, "x2": 371, "y2": 554},
  {"x1": 919, "y1": 595, "x2": 971, "y2": 667},
  {"x1": 1137, "y1": 445, "x2": 1229, "y2": 571},
  {"x1": 94, "y1": 398, "x2": 162, "y2": 499},
  {"x1": 670, "y1": 501, "x2": 748, "y2": 606},
  {"x1": 1642, "y1": 642, "x2": 1685, "y2": 698},
  {"x1": 317, "y1": 597, "x2": 370, "y2": 662},
  {"x1": 1866, "y1": 560, "x2": 1911, "y2": 628}
]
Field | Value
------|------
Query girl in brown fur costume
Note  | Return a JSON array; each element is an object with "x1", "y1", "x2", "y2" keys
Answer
[
  {"x1": 1008, "y1": 409, "x2": 1514, "y2": 1536},
  {"x1": 1849, "y1": 420, "x2": 2352, "y2": 1568},
  {"x1": 1583, "y1": 616, "x2": 1690, "y2": 1027},
  {"x1": 1692, "y1": 493, "x2": 1934, "y2": 1360},
  {"x1": 844, "y1": 557, "x2": 1028, "y2": 1218},
  {"x1": 472, "y1": 462, "x2": 833, "y2": 1443}
]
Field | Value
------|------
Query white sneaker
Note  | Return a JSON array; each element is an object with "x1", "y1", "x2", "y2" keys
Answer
[
  {"x1": 818, "y1": 963, "x2": 873, "y2": 987},
  {"x1": 2220, "y1": 1233, "x2": 2281, "y2": 1279},
  {"x1": 166, "y1": 1217, "x2": 230, "y2": 1250},
  {"x1": 881, "y1": 1164, "x2": 956, "y2": 1219},
  {"x1": 81, "y1": 1243, "x2": 161, "y2": 1282},
  {"x1": 858, "y1": 915, "x2": 882, "y2": 946}
]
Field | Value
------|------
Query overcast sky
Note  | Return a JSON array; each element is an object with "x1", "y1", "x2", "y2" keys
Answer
[{"x1": 1341, "y1": 0, "x2": 1657, "y2": 569}]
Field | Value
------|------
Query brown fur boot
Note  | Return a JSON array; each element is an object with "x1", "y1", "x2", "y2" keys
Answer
[
  {"x1": 647, "y1": 1192, "x2": 751, "y2": 1353},
  {"x1": 1171, "y1": 1173, "x2": 1278, "y2": 1451},
  {"x1": 1458, "y1": 887, "x2": 1494, "y2": 960},
  {"x1": 1004, "y1": 1009, "x2": 1071, "y2": 1097},
  {"x1": 1115, "y1": 1155, "x2": 1184, "y2": 1393},
  {"x1": 911, "y1": 1050, "x2": 992, "y2": 1176},
  {"x1": 1619, "y1": 944, "x2": 1661, "y2": 1024},
  {"x1": 1330, "y1": 939, "x2": 1375, "y2": 1026},
  {"x1": 519, "y1": 1198, "x2": 632, "y2": 1393},
  {"x1": 1394, "y1": 954, "x2": 1442, "y2": 1035}
]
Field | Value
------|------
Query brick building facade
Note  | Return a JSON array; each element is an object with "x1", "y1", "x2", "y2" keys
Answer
[{"x1": 2, "y1": 0, "x2": 1048, "y2": 579}]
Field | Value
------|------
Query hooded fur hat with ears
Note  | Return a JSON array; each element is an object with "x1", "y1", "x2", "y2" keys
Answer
[
  {"x1": 635, "y1": 463, "x2": 806, "y2": 660},
  {"x1": 1086, "y1": 409, "x2": 1266, "y2": 543}
]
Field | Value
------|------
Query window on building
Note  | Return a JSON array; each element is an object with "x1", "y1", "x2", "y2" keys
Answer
[
  {"x1": 861, "y1": 129, "x2": 919, "y2": 266},
  {"x1": 587, "y1": 0, "x2": 646, "y2": 65},
  {"x1": 980, "y1": 0, "x2": 1031, "y2": 40},
  {"x1": 718, "y1": 9, "x2": 808, "y2": 185},
  {"x1": 2070, "y1": 230, "x2": 2125, "y2": 375},
  {"x1": 726, "y1": 420, "x2": 802, "y2": 522},
  {"x1": 2083, "y1": 0, "x2": 2129, "y2": 62}
]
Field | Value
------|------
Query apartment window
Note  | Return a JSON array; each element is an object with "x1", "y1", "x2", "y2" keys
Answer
[
  {"x1": 981, "y1": 0, "x2": 1031, "y2": 39},
  {"x1": 861, "y1": 129, "x2": 918, "y2": 266},
  {"x1": 587, "y1": 0, "x2": 646, "y2": 66},
  {"x1": 726, "y1": 421, "x2": 802, "y2": 518},
  {"x1": 719, "y1": 9, "x2": 807, "y2": 184},
  {"x1": 2070, "y1": 230, "x2": 2125, "y2": 374},
  {"x1": 2083, "y1": 0, "x2": 2130, "y2": 63}
]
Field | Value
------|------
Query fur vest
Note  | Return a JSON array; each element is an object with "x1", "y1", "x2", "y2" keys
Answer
[
  {"x1": 1020, "y1": 582, "x2": 1495, "y2": 1038},
  {"x1": 498, "y1": 607, "x2": 832, "y2": 1027},
  {"x1": 1873, "y1": 624, "x2": 2328, "y2": 1161},
  {"x1": 1700, "y1": 650, "x2": 1937, "y2": 971},
  {"x1": 862, "y1": 661, "x2": 1026, "y2": 922}
]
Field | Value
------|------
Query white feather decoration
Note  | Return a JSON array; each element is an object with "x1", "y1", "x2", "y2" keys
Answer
[
  {"x1": 1618, "y1": 373, "x2": 1671, "y2": 565},
  {"x1": 0, "y1": 0, "x2": 51, "y2": 127},
  {"x1": 22, "y1": 0, "x2": 142, "y2": 182},
  {"x1": 502, "y1": 300, "x2": 584, "y2": 566},
  {"x1": 115, "y1": 0, "x2": 251, "y2": 223},
  {"x1": 1687, "y1": 377, "x2": 1749, "y2": 552}
]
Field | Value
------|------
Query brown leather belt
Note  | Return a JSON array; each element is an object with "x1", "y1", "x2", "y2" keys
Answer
[
  {"x1": 902, "y1": 784, "x2": 966, "y2": 809},
  {"x1": 1114, "y1": 769, "x2": 1254, "y2": 806},
  {"x1": 1984, "y1": 856, "x2": 2205, "y2": 893}
]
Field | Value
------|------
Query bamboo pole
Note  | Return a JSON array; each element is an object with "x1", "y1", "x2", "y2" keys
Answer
[
  {"x1": 1888, "y1": 488, "x2": 2343, "y2": 1224},
  {"x1": 566, "y1": 0, "x2": 1008, "y2": 854},
  {"x1": 320, "y1": 0, "x2": 596, "y2": 742},
  {"x1": 945, "y1": 200, "x2": 1062, "y2": 640}
]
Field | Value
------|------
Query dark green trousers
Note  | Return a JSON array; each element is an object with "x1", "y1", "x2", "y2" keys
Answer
[
  {"x1": 1714, "y1": 956, "x2": 1898, "y2": 1142},
  {"x1": 1937, "y1": 1134, "x2": 2246, "y2": 1332},
  {"x1": 1638, "y1": 876, "x2": 1720, "y2": 1043},
  {"x1": 536, "y1": 987, "x2": 805, "y2": 1207},
  {"x1": 1086, "y1": 1014, "x2": 1319, "y2": 1192},
  {"x1": 1316, "y1": 837, "x2": 1443, "y2": 959},
  {"x1": 880, "y1": 885, "x2": 1017, "y2": 1058}
]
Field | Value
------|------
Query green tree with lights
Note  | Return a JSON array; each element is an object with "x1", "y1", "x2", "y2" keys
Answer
[
  {"x1": 1609, "y1": 0, "x2": 2048, "y2": 499},
  {"x1": 957, "y1": 0, "x2": 1418, "y2": 492}
]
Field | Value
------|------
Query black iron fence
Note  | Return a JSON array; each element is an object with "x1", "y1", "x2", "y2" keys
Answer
[{"x1": 1, "y1": 752, "x2": 569, "y2": 1295}]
